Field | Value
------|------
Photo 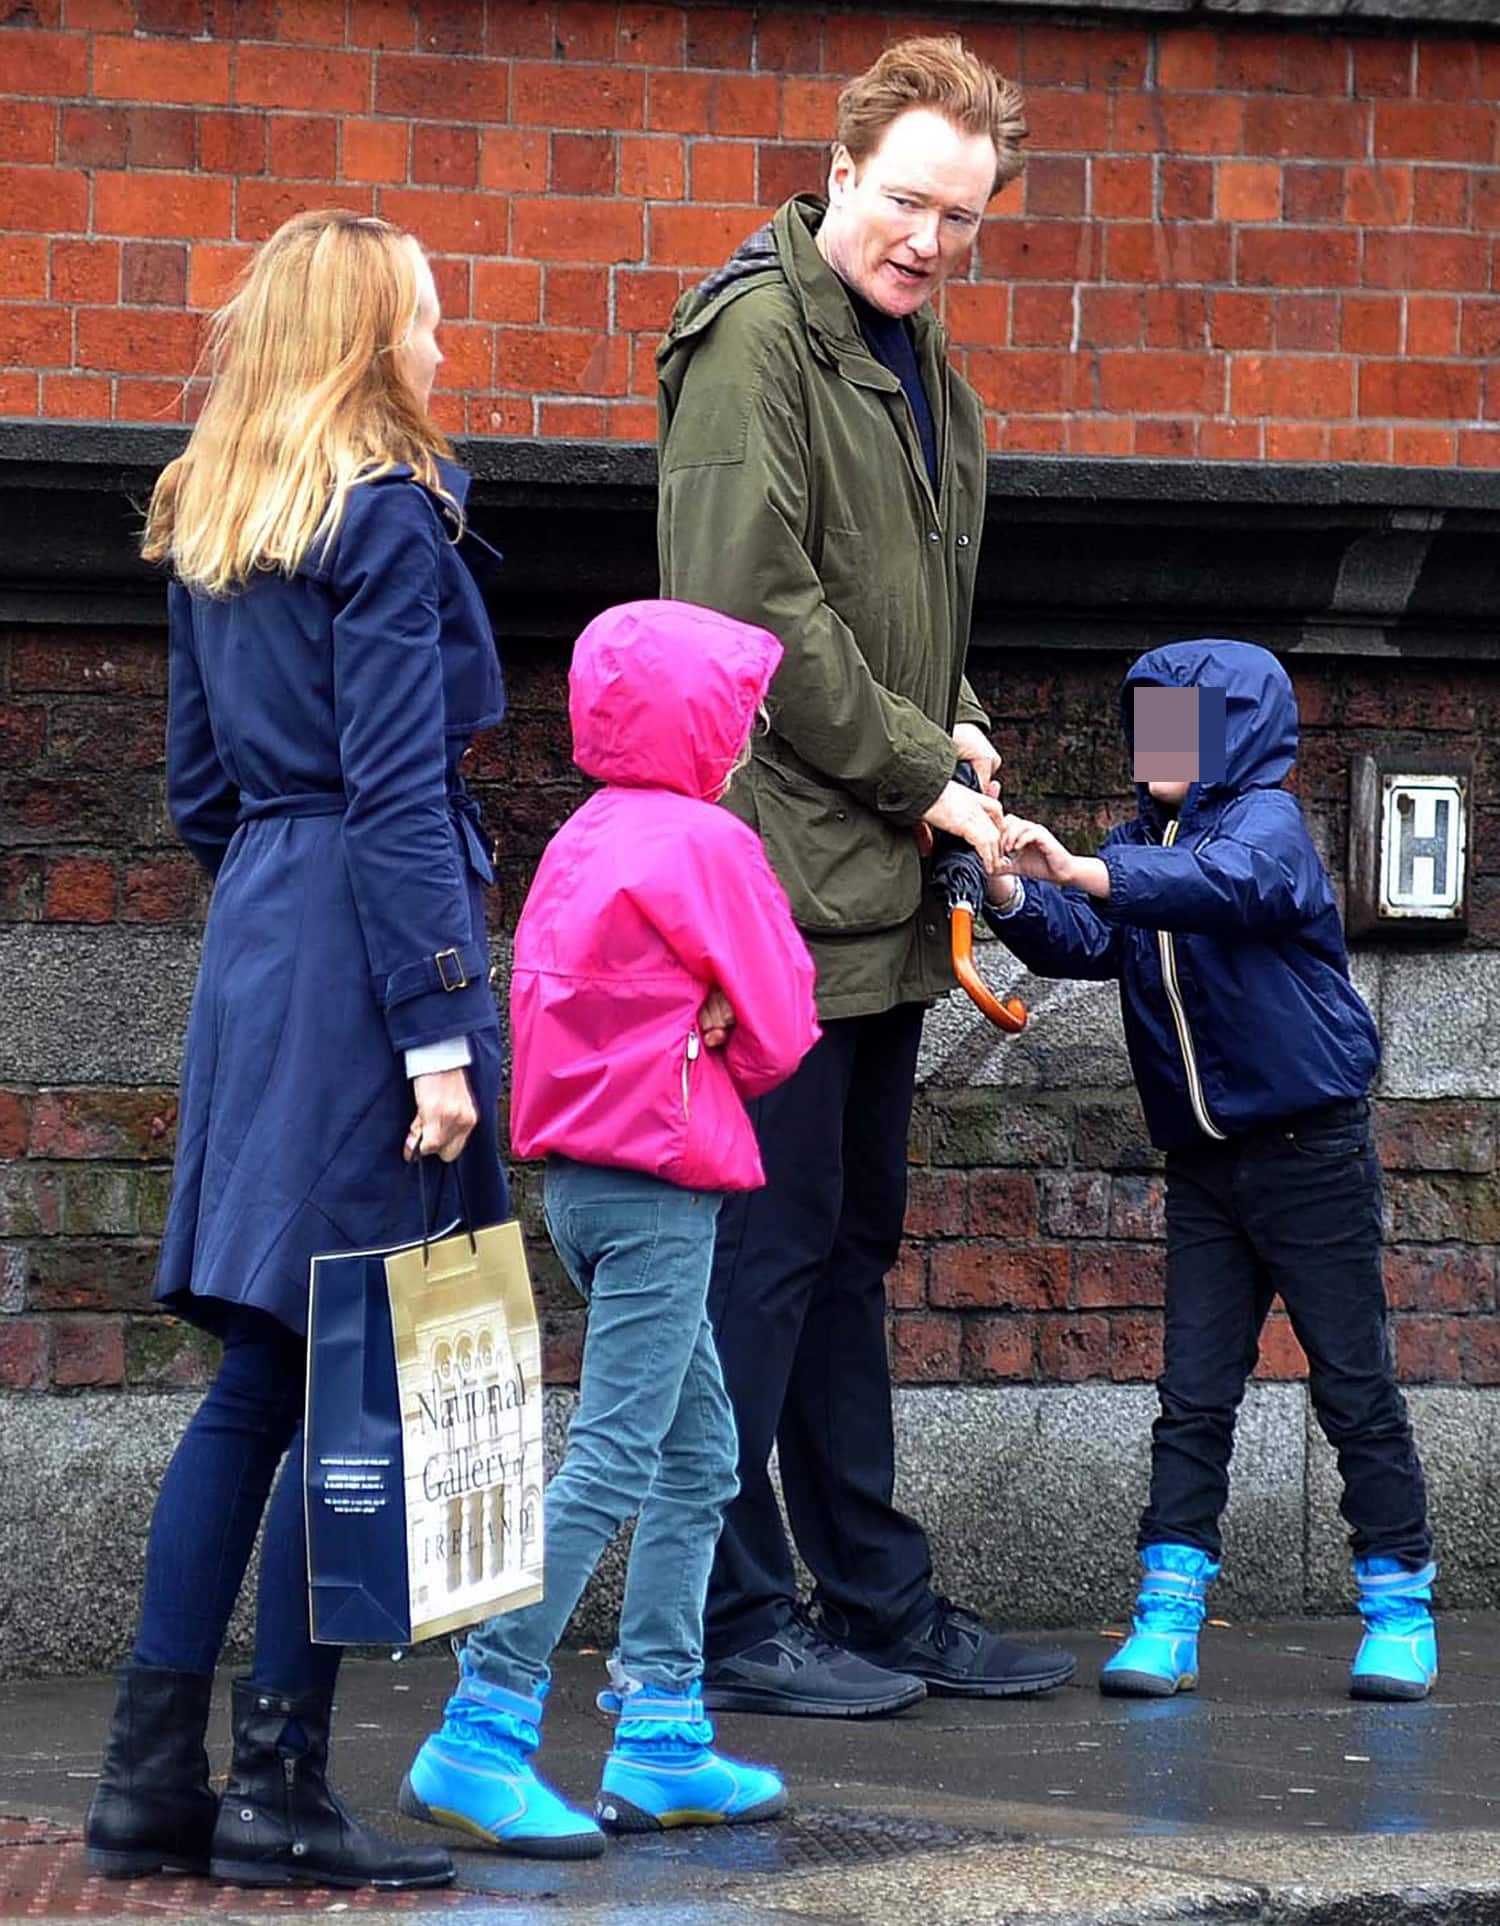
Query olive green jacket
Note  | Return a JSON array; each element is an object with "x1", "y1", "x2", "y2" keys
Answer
[{"x1": 656, "y1": 195, "x2": 991, "y2": 1021}]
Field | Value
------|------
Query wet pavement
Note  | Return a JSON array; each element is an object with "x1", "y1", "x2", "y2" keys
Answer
[{"x1": 3, "y1": 1614, "x2": 1498, "y2": 1923}]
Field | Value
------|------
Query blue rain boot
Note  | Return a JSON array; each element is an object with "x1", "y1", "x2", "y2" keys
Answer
[
  {"x1": 594, "y1": 1667, "x2": 788, "y2": 1833},
  {"x1": 399, "y1": 1663, "x2": 604, "y2": 1860},
  {"x1": 1100, "y1": 1543, "x2": 1220, "y2": 1698},
  {"x1": 1350, "y1": 1558, "x2": 1438, "y2": 1701}
]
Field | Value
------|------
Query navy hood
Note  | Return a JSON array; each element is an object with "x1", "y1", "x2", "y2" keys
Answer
[{"x1": 1122, "y1": 639, "x2": 1296, "y2": 827}]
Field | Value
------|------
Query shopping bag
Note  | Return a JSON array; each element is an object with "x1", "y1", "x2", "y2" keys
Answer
[{"x1": 304, "y1": 1163, "x2": 545, "y2": 1646}]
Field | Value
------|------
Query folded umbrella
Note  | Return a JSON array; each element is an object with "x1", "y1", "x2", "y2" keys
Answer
[{"x1": 928, "y1": 761, "x2": 1027, "y2": 1034}]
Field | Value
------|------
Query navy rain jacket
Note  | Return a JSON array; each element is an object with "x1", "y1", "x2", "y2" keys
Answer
[{"x1": 987, "y1": 639, "x2": 1379, "y2": 1152}]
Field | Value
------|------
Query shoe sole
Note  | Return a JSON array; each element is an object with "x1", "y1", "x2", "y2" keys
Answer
[
  {"x1": 210, "y1": 1858, "x2": 454, "y2": 1890},
  {"x1": 1349, "y1": 1676, "x2": 1432, "y2": 1702},
  {"x1": 85, "y1": 1849, "x2": 210, "y2": 1880},
  {"x1": 917, "y1": 1655, "x2": 1080, "y2": 1700},
  {"x1": 701, "y1": 1680, "x2": 926, "y2": 1719},
  {"x1": 1099, "y1": 1669, "x2": 1195, "y2": 1699},
  {"x1": 398, "y1": 1778, "x2": 606, "y2": 1860},
  {"x1": 596, "y1": 1790, "x2": 789, "y2": 1834}
]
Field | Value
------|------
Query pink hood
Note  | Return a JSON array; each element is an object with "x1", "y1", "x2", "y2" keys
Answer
[
  {"x1": 569, "y1": 599, "x2": 779, "y2": 799},
  {"x1": 511, "y1": 599, "x2": 819, "y2": 1193}
]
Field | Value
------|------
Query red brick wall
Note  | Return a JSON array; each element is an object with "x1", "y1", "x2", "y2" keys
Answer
[
  {"x1": 1, "y1": 2, "x2": 1498, "y2": 460},
  {"x1": 5, "y1": 628, "x2": 1499, "y2": 1393}
]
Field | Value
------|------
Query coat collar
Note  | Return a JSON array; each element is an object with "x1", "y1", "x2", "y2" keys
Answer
[{"x1": 774, "y1": 196, "x2": 946, "y2": 389}]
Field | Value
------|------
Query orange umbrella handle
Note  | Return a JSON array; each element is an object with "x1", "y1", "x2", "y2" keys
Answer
[{"x1": 950, "y1": 904, "x2": 1027, "y2": 1033}]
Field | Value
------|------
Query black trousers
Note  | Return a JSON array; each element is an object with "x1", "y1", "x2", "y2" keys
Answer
[
  {"x1": 1140, "y1": 1098, "x2": 1432, "y2": 1567},
  {"x1": 704, "y1": 1004, "x2": 935, "y2": 1659}
]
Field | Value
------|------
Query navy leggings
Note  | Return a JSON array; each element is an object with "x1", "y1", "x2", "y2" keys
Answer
[{"x1": 132, "y1": 1304, "x2": 340, "y2": 1696}]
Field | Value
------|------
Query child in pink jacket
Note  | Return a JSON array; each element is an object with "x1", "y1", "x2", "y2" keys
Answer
[{"x1": 403, "y1": 600, "x2": 820, "y2": 1859}]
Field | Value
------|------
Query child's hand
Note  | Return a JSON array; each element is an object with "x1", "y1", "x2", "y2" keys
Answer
[
  {"x1": 1001, "y1": 816, "x2": 1078, "y2": 886},
  {"x1": 698, "y1": 988, "x2": 736, "y2": 1049}
]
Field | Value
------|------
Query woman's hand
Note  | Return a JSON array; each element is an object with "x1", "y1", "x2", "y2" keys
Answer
[
  {"x1": 953, "y1": 722, "x2": 1002, "y2": 798},
  {"x1": 405, "y1": 1067, "x2": 478, "y2": 1163},
  {"x1": 922, "y1": 780, "x2": 1008, "y2": 873},
  {"x1": 698, "y1": 988, "x2": 736, "y2": 1050}
]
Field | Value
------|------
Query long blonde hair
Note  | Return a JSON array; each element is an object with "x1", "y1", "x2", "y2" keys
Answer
[{"x1": 144, "y1": 209, "x2": 455, "y2": 595}]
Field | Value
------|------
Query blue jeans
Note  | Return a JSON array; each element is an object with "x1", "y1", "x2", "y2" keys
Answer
[
  {"x1": 132, "y1": 1304, "x2": 341, "y2": 1697},
  {"x1": 461, "y1": 1157, "x2": 737, "y2": 1696}
]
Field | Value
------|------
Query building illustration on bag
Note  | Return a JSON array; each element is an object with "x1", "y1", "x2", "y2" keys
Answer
[{"x1": 400, "y1": 1309, "x2": 544, "y2": 1613}]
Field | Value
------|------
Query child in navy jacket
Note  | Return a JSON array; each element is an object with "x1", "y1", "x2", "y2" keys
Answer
[{"x1": 988, "y1": 639, "x2": 1435, "y2": 1702}]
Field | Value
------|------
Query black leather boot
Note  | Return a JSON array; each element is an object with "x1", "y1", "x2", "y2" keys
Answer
[
  {"x1": 85, "y1": 1665, "x2": 219, "y2": 1878},
  {"x1": 209, "y1": 1678, "x2": 453, "y2": 1890}
]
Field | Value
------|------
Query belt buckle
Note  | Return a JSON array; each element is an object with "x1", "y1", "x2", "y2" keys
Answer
[{"x1": 435, "y1": 948, "x2": 469, "y2": 992}]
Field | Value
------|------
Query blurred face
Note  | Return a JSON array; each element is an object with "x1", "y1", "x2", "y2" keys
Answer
[
  {"x1": 817, "y1": 107, "x2": 997, "y2": 318},
  {"x1": 398, "y1": 247, "x2": 442, "y2": 408}
]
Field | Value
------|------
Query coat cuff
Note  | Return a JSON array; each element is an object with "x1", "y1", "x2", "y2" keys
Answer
[{"x1": 381, "y1": 938, "x2": 490, "y2": 1009}]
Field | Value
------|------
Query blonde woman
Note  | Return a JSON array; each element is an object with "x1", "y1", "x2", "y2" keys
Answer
[{"x1": 85, "y1": 210, "x2": 508, "y2": 1893}]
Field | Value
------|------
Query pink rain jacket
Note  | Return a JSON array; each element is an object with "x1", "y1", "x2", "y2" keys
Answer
[{"x1": 509, "y1": 600, "x2": 820, "y2": 1192}]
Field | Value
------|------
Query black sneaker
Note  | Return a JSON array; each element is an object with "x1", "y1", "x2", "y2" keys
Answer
[
  {"x1": 702, "y1": 1608, "x2": 927, "y2": 1718},
  {"x1": 832, "y1": 1596, "x2": 1078, "y2": 1699}
]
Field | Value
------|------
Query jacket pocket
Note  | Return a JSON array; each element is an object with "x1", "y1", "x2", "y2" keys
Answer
[{"x1": 744, "y1": 755, "x2": 923, "y2": 936}]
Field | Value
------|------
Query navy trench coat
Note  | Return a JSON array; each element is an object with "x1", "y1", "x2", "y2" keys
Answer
[{"x1": 155, "y1": 458, "x2": 509, "y2": 1337}]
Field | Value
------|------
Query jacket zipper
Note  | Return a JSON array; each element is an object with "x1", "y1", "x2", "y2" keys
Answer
[
  {"x1": 681, "y1": 1031, "x2": 700, "y2": 1121},
  {"x1": 1157, "y1": 820, "x2": 1226, "y2": 1142}
]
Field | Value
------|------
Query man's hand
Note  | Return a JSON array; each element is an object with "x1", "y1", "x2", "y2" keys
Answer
[
  {"x1": 953, "y1": 722, "x2": 1002, "y2": 799},
  {"x1": 405, "y1": 1067, "x2": 478, "y2": 1163},
  {"x1": 923, "y1": 780, "x2": 1007, "y2": 872},
  {"x1": 698, "y1": 988, "x2": 736, "y2": 1050},
  {"x1": 1001, "y1": 817, "x2": 1112, "y2": 899}
]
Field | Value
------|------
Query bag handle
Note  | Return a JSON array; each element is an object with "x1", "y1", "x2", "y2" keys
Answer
[{"x1": 415, "y1": 1152, "x2": 478, "y2": 1266}]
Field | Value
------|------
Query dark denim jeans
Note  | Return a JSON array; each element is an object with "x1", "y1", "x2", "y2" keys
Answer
[
  {"x1": 132, "y1": 1304, "x2": 341, "y2": 1696},
  {"x1": 1140, "y1": 1099, "x2": 1432, "y2": 1568}
]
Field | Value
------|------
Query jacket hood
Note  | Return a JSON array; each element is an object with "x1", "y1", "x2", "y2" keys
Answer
[
  {"x1": 1122, "y1": 638, "x2": 1297, "y2": 824},
  {"x1": 569, "y1": 599, "x2": 782, "y2": 800}
]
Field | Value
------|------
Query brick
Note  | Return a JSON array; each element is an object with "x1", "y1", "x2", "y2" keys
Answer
[
  {"x1": 0, "y1": 303, "x2": 69, "y2": 368},
  {"x1": 52, "y1": 1316, "x2": 126, "y2": 1388},
  {"x1": 0, "y1": 165, "x2": 88, "y2": 235},
  {"x1": 1156, "y1": 29, "x2": 1216, "y2": 90},
  {"x1": 28, "y1": 1090, "x2": 177, "y2": 1160},
  {"x1": 0, "y1": 1320, "x2": 50, "y2": 1391},
  {"x1": 136, "y1": 0, "x2": 206, "y2": 28},
  {"x1": 1360, "y1": 360, "x2": 1481, "y2": 422},
  {"x1": 1245, "y1": 98, "x2": 1367, "y2": 161},
  {"x1": 1342, "y1": 293, "x2": 1403, "y2": 356},
  {"x1": 552, "y1": 132, "x2": 615, "y2": 195},
  {"x1": 50, "y1": 239, "x2": 118, "y2": 306},
  {"x1": 962, "y1": 1313, "x2": 1036, "y2": 1382},
  {"x1": 619, "y1": 5, "x2": 685, "y2": 67},
  {"x1": 1406, "y1": 296, "x2": 1460, "y2": 359},
  {"x1": 1363, "y1": 231, "x2": 1490, "y2": 295},
  {"x1": 1344, "y1": 164, "x2": 1412, "y2": 226},
  {"x1": 1396, "y1": 1315, "x2": 1461, "y2": 1381},
  {"x1": 968, "y1": 1172, "x2": 1040, "y2": 1240},
  {"x1": 1002, "y1": 417, "x2": 1067, "y2": 455},
  {"x1": 42, "y1": 857, "x2": 116, "y2": 922},
  {"x1": 1384, "y1": 1245, "x2": 1493, "y2": 1313},
  {"x1": 513, "y1": 63, "x2": 643, "y2": 132},
  {"x1": 1251, "y1": 1313, "x2": 1307, "y2": 1380},
  {"x1": 753, "y1": 8, "x2": 820, "y2": 75},
  {"x1": 605, "y1": 400, "x2": 655, "y2": 440},
  {"x1": 427, "y1": 254, "x2": 470, "y2": 318},
  {"x1": 1109, "y1": 1311, "x2": 1162, "y2": 1382},
  {"x1": 1074, "y1": 418, "x2": 1142, "y2": 455},
  {"x1": 1097, "y1": 351, "x2": 1222, "y2": 414},
  {"x1": 1090, "y1": 157, "x2": 1152, "y2": 221},
  {"x1": 685, "y1": 5, "x2": 752, "y2": 68},
  {"x1": 708, "y1": 73, "x2": 780, "y2": 139},
  {"x1": 647, "y1": 202, "x2": 762, "y2": 271},
  {"x1": 1463, "y1": 1317, "x2": 1500, "y2": 1385},
  {"x1": 474, "y1": 259, "x2": 542, "y2": 324},
  {"x1": 648, "y1": 70, "x2": 714, "y2": 135},
  {"x1": 1354, "y1": 39, "x2": 1415, "y2": 97},
  {"x1": 1121, "y1": 92, "x2": 1245, "y2": 159},
  {"x1": 95, "y1": 171, "x2": 233, "y2": 241},
  {"x1": 1038, "y1": 1313, "x2": 1109, "y2": 1381},
  {"x1": 0, "y1": 372, "x2": 38, "y2": 413},
  {"x1": 1274, "y1": 294, "x2": 1338, "y2": 353},
  {"x1": 613, "y1": 267, "x2": 676, "y2": 335},
  {"x1": 199, "y1": 111, "x2": 267, "y2": 175},
  {"x1": 929, "y1": 1243, "x2": 1069, "y2": 1311},
  {"x1": 945, "y1": 283, "x2": 1009, "y2": 348},
  {"x1": 499, "y1": 327, "x2": 630, "y2": 397},
  {"x1": 690, "y1": 140, "x2": 755, "y2": 206},
  {"x1": 120, "y1": 855, "x2": 206, "y2": 923},
  {"x1": 781, "y1": 77, "x2": 842, "y2": 143},
  {"x1": 1411, "y1": 167, "x2": 1471, "y2": 229},
  {"x1": 401, "y1": 122, "x2": 476, "y2": 189},
  {"x1": 1329, "y1": 424, "x2": 1394, "y2": 462},
  {"x1": 1278, "y1": 164, "x2": 1343, "y2": 226},
  {"x1": 124, "y1": 107, "x2": 196, "y2": 171},
  {"x1": 903, "y1": 1170, "x2": 967, "y2": 1239},
  {"x1": 1078, "y1": 286, "x2": 1140, "y2": 348},
  {"x1": 1239, "y1": 228, "x2": 1358, "y2": 290},
  {"x1": 187, "y1": 243, "x2": 252, "y2": 309},
  {"x1": 888, "y1": 1310, "x2": 960, "y2": 1384},
  {"x1": 268, "y1": 115, "x2": 338, "y2": 181},
  {"x1": 1108, "y1": 1175, "x2": 1166, "y2": 1242},
  {"x1": 482, "y1": 0, "x2": 554, "y2": 57},
  {"x1": 1462, "y1": 299, "x2": 1500, "y2": 359},
  {"x1": 238, "y1": 180, "x2": 374, "y2": 242},
  {"x1": 1010, "y1": 285, "x2": 1073, "y2": 349},
  {"x1": 1160, "y1": 158, "x2": 1213, "y2": 224},
  {"x1": 1038, "y1": 1172, "x2": 1109, "y2": 1239},
  {"x1": 237, "y1": 47, "x2": 372, "y2": 114},
  {"x1": 95, "y1": 34, "x2": 229, "y2": 104},
  {"x1": 0, "y1": 1094, "x2": 32, "y2": 1160},
  {"x1": 58, "y1": 106, "x2": 124, "y2": 168},
  {"x1": 275, "y1": 0, "x2": 350, "y2": 43},
  {"x1": 512, "y1": 195, "x2": 640, "y2": 263},
  {"x1": 0, "y1": 847, "x2": 44, "y2": 921},
  {"x1": 540, "y1": 265, "x2": 605, "y2": 330},
  {"x1": 1216, "y1": 161, "x2": 1281, "y2": 224},
  {"x1": 1146, "y1": 289, "x2": 1209, "y2": 349},
  {"x1": 122, "y1": 242, "x2": 187, "y2": 308},
  {"x1": 77, "y1": 306, "x2": 204, "y2": 375},
  {"x1": 0, "y1": 235, "x2": 47, "y2": 303},
  {"x1": 0, "y1": 27, "x2": 88, "y2": 94},
  {"x1": 1072, "y1": 1102, "x2": 1161, "y2": 1171},
  {"x1": 1232, "y1": 355, "x2": 1354, "y2": 420},
  {"x1": 756, "y1": 139, "x2": 823, "y2": 208},
  {"x1": 1073, "y1": 1244, "x2": 1164, "y2": 1309},
  {"x1": 885, "y1": 1242, "x2": 927, "y2": 1311},
  {"x1": 1104, "y1": 222, "x2": 1231, "y2": 287},
  {"x1": 981, "y1": 219, "x2": 1095, "y2": 285},
  {"x1": 1374, "y1": 101, "x2": 1494, "y2": 164},
  {"x1": 1390, "y1": 427, "x2": 1457, "y2": 466},
  {"x1": 1135, "y1": 419, "x2": 1198, "y2": 459},
  {"x1": 126, "y1": 1315, "x2": 221, "y2": 1389},
  {"x1": 479, "y1": 128, "x2": 548, "y2": 192}
]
